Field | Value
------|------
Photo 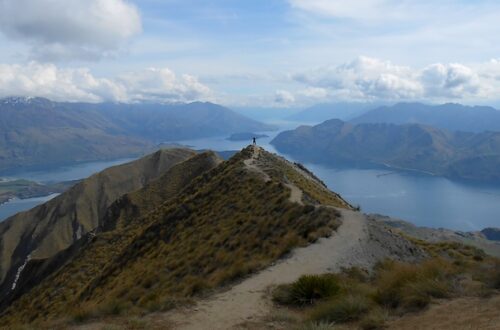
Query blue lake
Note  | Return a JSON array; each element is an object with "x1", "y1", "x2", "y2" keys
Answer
[
  {"x1": 1, "y1": 122, "x2": 500, "y2": 231},
  {"x1": 175, "y1": 124, "x2": 500, "y2": 232},
  {"x1": 0, "y1": 158, "x2": 135, "y2": 222}
]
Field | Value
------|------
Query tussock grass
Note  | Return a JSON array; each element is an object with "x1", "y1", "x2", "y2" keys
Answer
[
  {"x1": 309, "y1": 294, "x2": 371, "y2": 323},
  {"x1": 273, "y1": 240, "x2": 500, "y2": 329},
  {"x1": 272, "y1": 275, "x2": 340, "y2": 306},
  {"x1": 359, "y1": 307, "x2": 388, "y2": 330},
  {"x1": 1, "y1": 147, "x2": 342, "y2": 326}
]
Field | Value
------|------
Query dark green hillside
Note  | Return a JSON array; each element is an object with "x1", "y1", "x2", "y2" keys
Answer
[
  {"x1": 0, "y1": 147, "x2": 348, "y2": 326},
  {"x1": 271, "y1": 119, "x2": 500, "y2": 182}
]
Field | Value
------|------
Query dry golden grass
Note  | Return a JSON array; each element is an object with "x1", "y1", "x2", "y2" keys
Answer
[
  {"x1": 0, "y1": 147, "x2": 342, "y2": 327},
  {"x1": 271, "y1": 240, "x2": 500, "y2": 329}
]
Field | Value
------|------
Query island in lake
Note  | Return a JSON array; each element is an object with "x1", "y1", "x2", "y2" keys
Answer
[{"x1": 0, "y1": 179, "x2": 77, "y2": 205}]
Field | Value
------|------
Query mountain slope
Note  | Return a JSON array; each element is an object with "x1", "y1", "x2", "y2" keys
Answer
[
  {"x1": 163, "y1": 208, "x2": 425, "y2": 330},
  {"x1": 94, "y1": 101, "x2": 275, "y2": 141},
  {"x1": 0, "y1": 148, "x2": 196, "y2": 297},
  {"x1": 0, "y1": 146, "x2": 349, "y2": 326},
  {"x1": 0, "y1": 97, "x2": 153, "y2": 172},
  {"x1": 350, "y1": 102, "x2": 500, "y2": 133},
  {"x1": 0, "y1": 97, "x2": 273, "y2": 172},
  {"x1": 271, "y1": 119, "x2": 500, "y2": 182},
  {"x1": 288, "y1": 102, "x2": 376, "y2": 123}
]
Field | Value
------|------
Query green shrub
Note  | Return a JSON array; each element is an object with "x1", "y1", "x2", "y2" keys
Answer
[
  {"x1": 273, "y1": 275, "x2": 340, "y2": 306},
  {"x1": 309, "y1": 294, "x2": 371, "y2": 323}
]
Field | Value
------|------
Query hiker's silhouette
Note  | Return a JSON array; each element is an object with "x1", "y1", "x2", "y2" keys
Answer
[{"x1": 252, "y1": 137, "x2": 256, "y2": 145}]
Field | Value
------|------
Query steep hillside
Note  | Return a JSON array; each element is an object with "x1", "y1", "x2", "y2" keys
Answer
[
  {"x1": 0, "y1": 148, "x2": 196, "y2": 299},
  {"x1": 0, "y1": 97, "x2": 273, "y2": 172},
  {"x1": 350, "y1": 102, "x2": 500, "y2": 133},
  {"x1": 0, "y1": 146, "x2": 349, "y2": 327},
  {"x1": 271, "y1": 119, "x2": 500, "y2": 182}
]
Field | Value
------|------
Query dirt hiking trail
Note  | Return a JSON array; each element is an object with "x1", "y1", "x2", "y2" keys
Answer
[{"x1": 154, "y1": 145, "x2": 422, "y2": 330}]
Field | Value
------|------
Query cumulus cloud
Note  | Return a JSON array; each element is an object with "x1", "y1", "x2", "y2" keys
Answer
[
  {"x1": 421, "y1": 63, "x2": 481, "y2": 98},
  {"x1": 0, "y1": 0, "x2": 141, "y2": 61},
  {"x1": 292, "y1": 56, "x2": 500, "y2": 102},
  {"x1": 0, "y1": 62, "x2": 212, "y2": 103}
]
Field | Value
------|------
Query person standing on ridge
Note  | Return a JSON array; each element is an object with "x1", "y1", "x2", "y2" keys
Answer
[{"x1": 252, "y1": 137, "x2": 256, "y2": 145}]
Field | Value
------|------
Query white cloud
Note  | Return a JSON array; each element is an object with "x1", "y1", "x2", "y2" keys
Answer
[
  {"x1": 298, "y1": 87, "x2": 329, "y2": 99},
  {"x1": 421, "y1": 63, "x2": 481, "y2": 98},
  {"x1": 274, "y1": 90, "x2": 296, "y2": 105},
  {"x1": 0, "y1": 0, "x2": 141, "y2": 61},
  {"x1": 0, "y1": 62, "x2": 212, "y2": 103},
  {"x1": 118, "y1": 68, "x2": 212, "y2": 103},
  {"x1": 292, "y1": 56, "x2": 500, "y2": 102}
]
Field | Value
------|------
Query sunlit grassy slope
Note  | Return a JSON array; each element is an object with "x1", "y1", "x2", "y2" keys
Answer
[{"x1": 0, "y1": 146, "x2": 348, "y2": 326}]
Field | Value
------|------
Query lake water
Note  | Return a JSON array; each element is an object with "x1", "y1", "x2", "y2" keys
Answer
[
  {"x1": 1, "y1": 122, "x2": 500, "y2": 231},
  {"x1": 2, "y1": 157, "x2": 136, "y2": 183},
  {"x1": 0, "y1": 194, "x2": 60, "y2": 221},
  {"x1": 0, "y1": 158, "x2": 135, "y2": 222},
  {"x1": 175, "y1": 124, "x2": 500, "y2": 232}
]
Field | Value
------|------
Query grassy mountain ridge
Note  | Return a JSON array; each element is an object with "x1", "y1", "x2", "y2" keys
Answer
[
  {"x1": 271, "y1": 119, "x2": 500, "y2": 182},
  {"x1": 0, "y1": 147, "x2": 347, "y2": 326},
  {"x1": 0, "y1": 148, "x2": 196, "y2": 297}
]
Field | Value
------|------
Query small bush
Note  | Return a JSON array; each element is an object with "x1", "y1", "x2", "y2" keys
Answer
[
  {"x1": 359, "y1": 308, "x2": 388, "y2": 330},
  {"x1": 309, "y1": 294, "x2": 371, "y2": 323},
  {"x1": 374, "y1": 258, "x2": 454, "y2": 310},
  {"x1": 273, "y1": 275, "x2": 340, "y2": 306}
]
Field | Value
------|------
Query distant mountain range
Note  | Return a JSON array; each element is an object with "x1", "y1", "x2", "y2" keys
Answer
[
  {"x1": 288, "y1": 102, "x2": 380, "y2": 123},
  {"x1": 271, "y1": 119, "x2": 500, "y2": 182},
  {"x1": 0, "y1": 97, "x2": 273, "y2": 172},
  {"x1": 350, "y1": 102, "x2": 500, "y2": 133}
]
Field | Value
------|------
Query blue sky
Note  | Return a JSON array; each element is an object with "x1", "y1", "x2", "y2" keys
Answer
[{"x1": 0, "y1": 0, "x2": 499, "y2": 107}]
